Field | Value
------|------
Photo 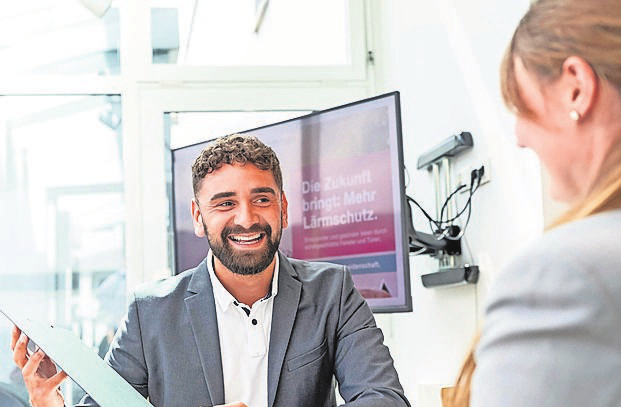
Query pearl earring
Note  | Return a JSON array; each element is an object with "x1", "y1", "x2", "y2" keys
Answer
[{"x1": 569, "y1": 110, "x2": 581, "y2": 121}]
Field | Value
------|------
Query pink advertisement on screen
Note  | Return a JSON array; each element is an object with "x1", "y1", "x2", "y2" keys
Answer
[{"x1": 289, "y1": 150, "x2": 395, "y2": 259}]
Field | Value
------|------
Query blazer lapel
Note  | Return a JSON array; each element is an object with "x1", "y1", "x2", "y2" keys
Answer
[
  {"x1": 184, "y1": 260, "x2": 225, "y2": 406},
  {"x1": 267, "y1": 253, "x2": 302, "y2": 407}
]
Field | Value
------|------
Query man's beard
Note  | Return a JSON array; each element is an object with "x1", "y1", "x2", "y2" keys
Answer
[{"x1": 203, "y1": 221, "x2": 281, "y2": 276}]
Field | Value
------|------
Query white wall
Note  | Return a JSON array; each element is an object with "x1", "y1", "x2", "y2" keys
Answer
[{"x1": 369, "y1": 1, "x2": 545, "y2": 405}]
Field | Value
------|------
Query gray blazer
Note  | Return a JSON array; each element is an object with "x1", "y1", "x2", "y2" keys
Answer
[
  {"x1": 78, "y1": 253, "x2": 409, "y2": 407},
  {"x1": 472, "y1": 210, "x2": 621, "y2": 406}
]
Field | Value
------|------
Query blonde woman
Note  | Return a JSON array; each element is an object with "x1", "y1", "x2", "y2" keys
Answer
[{"x1": 446, "y1": 0, "x2": 621, "y2": 406}]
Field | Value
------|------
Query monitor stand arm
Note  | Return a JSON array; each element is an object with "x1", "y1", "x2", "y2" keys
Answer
[{"x1": 408, "y1": 132, "x2": 479, "y2": 288}]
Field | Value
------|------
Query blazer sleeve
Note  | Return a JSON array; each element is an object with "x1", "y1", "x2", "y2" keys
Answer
[
  {"x1": 471, "y1": 251, "x2": 621, "y2": 407},
  {"x1": 333, "y1": 267, "x2": 410, "y2": 407},
  {"x1": 75, "y1": 293, "x2": 149, "y2": 407}
]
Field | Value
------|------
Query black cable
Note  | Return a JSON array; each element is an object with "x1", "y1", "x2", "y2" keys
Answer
[
  {"x1": 438, "y1": 166, "x2": 482, "y2": 226},
  {"x1": 406, "y1": 166, "x2": 483, "y2": 241},
  {"x1": 406, "y1": 195, "x2": 441, "y2": 228},
  {"x1": 439, "y1": 183, "x2": 467, "y2": 225},
  {"x1": 443, "y1": 167, "x2": 482, "y2": 239},
  {"x1": 445, "y1": 180, "x2": 475, "y2": 240},
  {"x1": 407, "y1": 180, "x2": 470, "y2": 230},
  {"x1": 440, "y1": 175, "x2": 480, "y2": 225}
]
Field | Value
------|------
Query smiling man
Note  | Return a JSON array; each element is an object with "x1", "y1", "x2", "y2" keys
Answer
[
  {"x1": 190, "y1": 151, "x2": 288, "y2": 309},
  {"x1": 12, "y1": 134, "x2": 409, "y2": 407}
]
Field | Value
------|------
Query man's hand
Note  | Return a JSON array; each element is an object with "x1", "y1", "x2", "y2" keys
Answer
[
  {"x1": 214, "y1": 403, "x2": 248, "y2": 407},
  {"x1": 11, "y1": 325, "x2": 67, "y2": 407}
]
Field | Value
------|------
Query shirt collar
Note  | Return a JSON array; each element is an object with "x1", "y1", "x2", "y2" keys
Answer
[{"x1": 207, "y1": 250, "x2": 279, "y2": 312}]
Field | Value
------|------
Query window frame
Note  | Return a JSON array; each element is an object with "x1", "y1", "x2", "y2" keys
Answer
[{"x1": 0, "y1": 0, "x2": 374, "y2": 290}]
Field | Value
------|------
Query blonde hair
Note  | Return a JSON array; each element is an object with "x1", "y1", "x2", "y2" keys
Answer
[
  {"x1": 441, "y1": 343, "x2": 476, "y2": 407},
  {"x1": 446, "y1": 1, "x2": 621, "y2": 406},
  {"x1": 501, "y1": 0, "x2": 621, "y2": 116},
  {"x1": 500, "y1": 0, "x2": 621, "y2": 227}
]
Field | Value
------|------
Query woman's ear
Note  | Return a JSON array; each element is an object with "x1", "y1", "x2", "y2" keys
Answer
[
  {"x1": 191, "y1": 198, "x2": 206, "y2": 238},
  {"x1": 561, "y1": 56, "x2": 598, "y2": 121}
]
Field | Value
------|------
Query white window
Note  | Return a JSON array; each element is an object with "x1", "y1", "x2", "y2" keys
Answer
[
  {"x1": 0, "y1": 95, "x2": 125, "y2": 405},
  {"x1": 0, "y1": 2, "x2": 121, "y2": 76}
]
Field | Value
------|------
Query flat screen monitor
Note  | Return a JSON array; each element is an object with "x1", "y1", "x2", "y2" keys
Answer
[{"x1": 171, "y1": 92, "x2": 412, "y2": 313}]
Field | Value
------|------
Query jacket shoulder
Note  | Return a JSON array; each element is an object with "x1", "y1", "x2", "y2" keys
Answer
[
  {"x1": 133, "y1": 262, "x2": 203, "y2": 301},
  {"x1": 285, "y1": 256, "x2": 348, "y2": 283}
]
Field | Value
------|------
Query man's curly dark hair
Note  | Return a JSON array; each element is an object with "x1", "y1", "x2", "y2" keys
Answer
[{"x1": 191, "y1": 134, "x2": 283, "y2": 197}]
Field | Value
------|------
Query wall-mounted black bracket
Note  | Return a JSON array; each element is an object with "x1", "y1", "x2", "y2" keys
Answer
[
  {"x1": 410, "y1": 131, "x2": 480, "y2": 288},
  {"x1": 421, "y1": 264, "x2": 479, "y2": 288},
  {"x1": 416, "y1": 131, "x2": 473, "y2": 170}
]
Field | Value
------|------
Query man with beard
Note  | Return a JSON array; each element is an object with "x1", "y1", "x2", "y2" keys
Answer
[{"x1": 12, "y1": 134, "x2": 409, "y2": 407}]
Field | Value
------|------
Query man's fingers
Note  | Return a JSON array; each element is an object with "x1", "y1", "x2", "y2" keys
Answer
[
  {"x1": 12, "y1": 332, "x2": 29, "y2": 368},
  {"x1": 47, "y1": 369, "x2": 68, "y2": 389},
  {"x1": 21, "y1": 348, "x2": 45, "y2": 377},
  {"x1": 10, "y1": 325, "x2": 21, "y2": 350}
]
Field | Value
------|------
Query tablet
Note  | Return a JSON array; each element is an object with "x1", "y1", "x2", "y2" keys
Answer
[{"x1": 0, "y1": 306, "x2": 153, "y2": 407}]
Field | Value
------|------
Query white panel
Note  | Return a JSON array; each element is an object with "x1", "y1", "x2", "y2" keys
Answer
[{"x1": 370, "y1": 0, "x2": 536, "y2": 405}]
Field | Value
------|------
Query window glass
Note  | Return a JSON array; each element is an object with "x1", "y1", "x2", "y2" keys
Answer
[
  {"x1": 152, "y1": 8, "x2": 180, "y2": 64},
  {"x1": 0, "y1": 2, "x2": 121, "y2": 76},
  {"x1": 152, "y1": 0, "x2": 350, "y2": 66},
  {"x1": 167, "y1": 110, "x2": 311, "y2": 149},
  {"x1": 0, "y1": 95, "x2": 125, "y2": 405}
]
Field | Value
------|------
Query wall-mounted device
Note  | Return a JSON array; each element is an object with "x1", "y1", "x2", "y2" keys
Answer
[
  {"x1": 416, "y1": 131, "x2": 473, "y2": 170},
  {"x1": 420, "y1": 264, "x2": 479, "y2": 288},
  {"x1": 406, "y1": 131, "x2": 481, "y2": 288}
]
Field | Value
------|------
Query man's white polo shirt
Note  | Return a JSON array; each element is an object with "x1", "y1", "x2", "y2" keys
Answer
[{"x1": 207, "y1": 250, "x2": 279, "y2": 407}]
